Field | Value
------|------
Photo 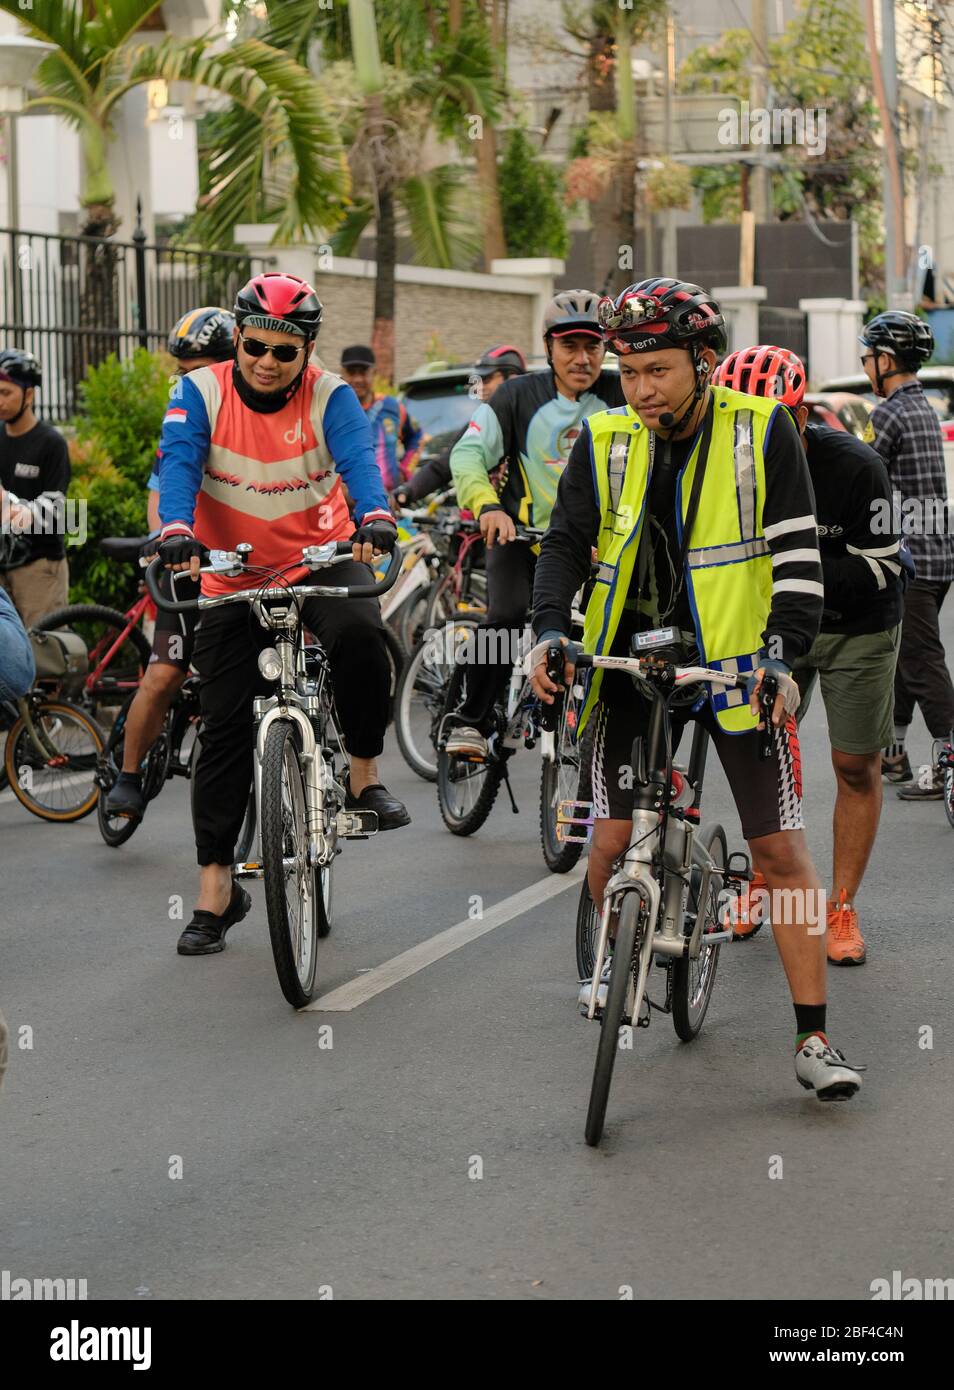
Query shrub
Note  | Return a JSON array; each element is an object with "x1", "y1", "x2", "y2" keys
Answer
[
  {"x1": 499, "y1": 127, "x2": 570, "y2": 260},
  {"x1": 66, "y1": 437, "x2": 148, "y2": 609}
]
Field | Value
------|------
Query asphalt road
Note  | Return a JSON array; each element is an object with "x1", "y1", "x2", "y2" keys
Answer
[{"x1": 2, "y1": 613, "x2": 953, "y2": 1302}]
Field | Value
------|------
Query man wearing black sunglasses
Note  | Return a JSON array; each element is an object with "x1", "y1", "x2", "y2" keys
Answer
[{"x1": 156, "y1": 272, "x2": 409, "y2": 956}]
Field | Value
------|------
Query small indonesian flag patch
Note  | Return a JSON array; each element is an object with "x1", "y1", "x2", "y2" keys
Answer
[{"x1": 164, "y1": 407, "x2": 188, "y2": 423}]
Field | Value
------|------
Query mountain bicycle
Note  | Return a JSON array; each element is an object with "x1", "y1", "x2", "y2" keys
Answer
[
  {"x1": 565, "y1": 634, "x2": 770, "y2": 1146},
  {"x1": 94, "y1": 673, "x2": 255, "y2": 856},
  {"x1": 146, "y1": 539, "x2": 401, "y2": 1008}
]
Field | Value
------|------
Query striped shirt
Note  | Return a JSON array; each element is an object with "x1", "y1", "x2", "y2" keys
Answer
[{"x1": 867, "y1": 380, "x2": 954, "y2": 585}]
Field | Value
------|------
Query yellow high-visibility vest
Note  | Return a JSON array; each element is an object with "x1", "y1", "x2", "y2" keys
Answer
[{"x1": 580, "y1": 385, "x2": 778, "y2": 735}]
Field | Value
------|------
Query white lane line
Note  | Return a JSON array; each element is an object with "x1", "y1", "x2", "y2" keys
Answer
[{"x1": 305, "y1": 862, "x2": 586, "y2": 1012}]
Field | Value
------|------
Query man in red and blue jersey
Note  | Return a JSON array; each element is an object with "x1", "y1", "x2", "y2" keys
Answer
[
  {"x1": 157, "y1": 272, "x2": 409, "y2": 956},
  {"x1": 339, "y1": 344, "x2": 423, "y2": 492}
]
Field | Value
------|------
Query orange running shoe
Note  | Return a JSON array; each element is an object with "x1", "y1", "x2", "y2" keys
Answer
[
  {"x1": 827, "y1": 891, "x2": 866, "y2": 966},
  {"x1": 725, "y1": 870, "x2": 768, "y2": 941}
]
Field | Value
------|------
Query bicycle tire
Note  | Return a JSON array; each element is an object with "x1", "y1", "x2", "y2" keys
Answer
[
  {"x1": 34, "y1": 604, "x2": 151, "y2": 709},
  {"x1": 671, "y1": 824, "x2": 726, "y2": 1042},
  {"x1": 95, "y1": 693, "x2": 144, "y2": 847},
  {"x1": 585, "y1": 891, "x2": 641, "y2": 1148},
  {"x1": 436, "y1": 664, "x2": 504, "y2": 835},
  {"x1": 260, "y1": 719, "x2": 318, "y2": 1007},
  {"x1": 382, "y1": 625, "x2": 403, "y2": 725},
  {"x1": 394, "y1": 626, "x2": 475, "y2": 782},
  {"x1": 575, "y1": 875, "x2": 600, "y2": 981},
  {"x1": 944, "y1": 767, "x2": 954, "y2": 831},
  {"x1": 4, "y1": 699, "x2": 104, "y2": 823},
  {"x1": 540, "y1": 721, "x2": 593, "y2": 874}
]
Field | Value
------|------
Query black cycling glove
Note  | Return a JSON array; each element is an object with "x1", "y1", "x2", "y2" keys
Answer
[
  {"x1": 158, "y1": 534, "x2": 207, "y2": 568},
  {"x1": 352, "y1": 518, "x2": 398, "y2": 553}
]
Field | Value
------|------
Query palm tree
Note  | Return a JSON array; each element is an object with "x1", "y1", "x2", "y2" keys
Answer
[{"x1": 0, "y1": 0, "x2": 349, "y2": 246}]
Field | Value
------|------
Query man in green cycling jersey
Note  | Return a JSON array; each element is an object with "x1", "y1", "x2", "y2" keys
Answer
[
  {"x1": 446, "y1": 291, "x2": 623, "y2": 758},
  {"x1": 530, "y1": 278, "x2": 864, "y2": 1102},
  {"x1": 106, "y1": 308, "x2": 236, "y2": 823}
]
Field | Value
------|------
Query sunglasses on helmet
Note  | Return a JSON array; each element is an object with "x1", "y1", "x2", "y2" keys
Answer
[
  {"x1": 597, "y1": 293, "x2": 661, "y2": 332},
  {"x1": 239, "y1": 333, "x2": 307, "y2": 364}
]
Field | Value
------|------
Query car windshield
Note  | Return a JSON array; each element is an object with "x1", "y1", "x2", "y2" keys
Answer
[{"x1": 402, "y1": 382, "x2": 478, "y2": 437}]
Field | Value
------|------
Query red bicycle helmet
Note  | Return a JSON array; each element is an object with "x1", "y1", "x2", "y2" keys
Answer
[
  {"x1": 713, "y1": 345, "x2": 806, "y2": 409},
  {"x1": 233, "y1": 272, "x2": 323, "y2": 337}
]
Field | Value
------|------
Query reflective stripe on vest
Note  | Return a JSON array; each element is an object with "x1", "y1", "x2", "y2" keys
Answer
[{"x1": 579, "y1": 388, "x2": 777, "y2": 735}]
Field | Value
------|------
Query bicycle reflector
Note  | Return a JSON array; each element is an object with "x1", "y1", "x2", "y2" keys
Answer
[{"x1": 258, "y1": 648, "x2": 282, "y2": 683}]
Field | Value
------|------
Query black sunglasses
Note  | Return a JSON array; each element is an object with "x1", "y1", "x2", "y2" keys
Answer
[{"x1": 239, "y1": 332, "x2": 306, "y2": 364}]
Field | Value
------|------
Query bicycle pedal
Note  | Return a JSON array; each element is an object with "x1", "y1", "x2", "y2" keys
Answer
[
  {"x1": 336, "y1": 809, "x2": 378, "y2": 837},
  {"x1": 234, "y1": 861, "x2": 265, "y2": 879},
  {"x1": 725, "y1": 850, "x2": 753, "y2": 883}
]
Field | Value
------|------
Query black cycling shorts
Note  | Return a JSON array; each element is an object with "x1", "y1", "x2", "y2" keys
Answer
[
  {"x1": 589, "y1": 688, "x2": 804, "y2": 842},
  {"x1": 150, "y1": 569, "x2": 199, "y2": 672}
]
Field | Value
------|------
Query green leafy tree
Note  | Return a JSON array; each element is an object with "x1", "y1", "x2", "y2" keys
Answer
[
  {"x1": 498, "y1": 128, "x2": 569, "y2": 258},
  {"x1": 0, "y1": 0, "x2": 349, "y2": 246},
  {"x1": 679, "y1": 0, "x2": 882, "y2": 292}
]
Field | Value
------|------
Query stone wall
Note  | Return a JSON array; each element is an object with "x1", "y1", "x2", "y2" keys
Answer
[{"x1": 312, "y1": 275, "x2": 537, "y2": 383}]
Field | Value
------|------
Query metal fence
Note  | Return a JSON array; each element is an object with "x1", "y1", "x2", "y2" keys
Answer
[{"x1": 0, "y1": 208, "x2": 269, "y2": 422}]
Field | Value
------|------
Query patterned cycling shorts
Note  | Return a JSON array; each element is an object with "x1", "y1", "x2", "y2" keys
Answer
[{"x1": 589, "y1": 693, "x2": 804, "y2": 842}]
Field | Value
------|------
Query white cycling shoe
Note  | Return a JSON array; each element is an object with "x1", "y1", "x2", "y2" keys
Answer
[
  {"x1": 795, "y1": 1033, "x2": 865, "y2": 1101},
  {"x1": 444, "y1": 725, "x2": 488, "y2": 759},
  {"x1": 578, "y1": 958, "x2": 650, "y2": 1026}
]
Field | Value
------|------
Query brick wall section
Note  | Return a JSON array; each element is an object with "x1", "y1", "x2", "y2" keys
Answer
[{"x1": 312, "y1": 274, "x2": 537, "y2": 384}]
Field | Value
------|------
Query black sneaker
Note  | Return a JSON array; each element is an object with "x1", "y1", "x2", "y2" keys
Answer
[
  {"x1": 177, "y1": 884, "x2": 252, "y2": 955},
  {"x1": 105, "y1": 773, "x2": 145, "y2": 820},
  {"x1": 881, "y1": 751, "x2": 913, "y2": 784}
]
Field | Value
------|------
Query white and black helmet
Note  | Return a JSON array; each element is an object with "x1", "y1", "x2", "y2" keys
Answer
[{"x1": 542, "y1": 289, "x2": 603, "y2": 340}]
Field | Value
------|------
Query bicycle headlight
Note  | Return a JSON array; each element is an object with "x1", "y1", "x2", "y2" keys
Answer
[{"x1": 258, "y1": 647, "x2": 282, "y2": 683}]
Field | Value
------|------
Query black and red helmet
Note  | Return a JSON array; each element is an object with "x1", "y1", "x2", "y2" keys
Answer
[
  {"x1": 167, "y1": 306, "x2": 236, "y2": 361},
  {"x1": 598, "y1": 278, "x2": 727, "y2": 356},
  {"x1": 233, "y1": 272, "x2": 323, "y2": 337},
  {"x1": 713, "y1": 344, "x2": 806, "y2": 409},
  {"x1": 473, "y1": 343, "x2": 527, "y2": 378}
]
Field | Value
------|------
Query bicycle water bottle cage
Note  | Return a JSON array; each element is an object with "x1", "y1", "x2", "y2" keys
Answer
[{"x1": 556, "y1": 799, "x2": 594, "y2": 843}]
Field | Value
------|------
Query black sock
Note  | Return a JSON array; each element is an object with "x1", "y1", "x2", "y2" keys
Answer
[
  {"x1": 117, "y1": 771, "x2": 143, "y2": 789},
  {"x1": 794, "y1": 1002, "x2": 826, "y2": 1044}
]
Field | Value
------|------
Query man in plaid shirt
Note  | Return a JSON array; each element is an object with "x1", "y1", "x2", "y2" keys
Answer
[{"x1": 861, "y1": 310, "x2": 954, "y2": 797}]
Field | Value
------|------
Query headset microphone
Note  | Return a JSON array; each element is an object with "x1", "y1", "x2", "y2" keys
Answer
[{"x1": 658, "y1": 411, "x2": 676, "y2": 427}]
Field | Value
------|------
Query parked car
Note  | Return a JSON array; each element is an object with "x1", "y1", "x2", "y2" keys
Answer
[
  {"x1": 819, "y1": 365, "x2": 954, "y2": 479},
  {"x1": 803, "y1": 391, "x2": 873, "y2": 438}
]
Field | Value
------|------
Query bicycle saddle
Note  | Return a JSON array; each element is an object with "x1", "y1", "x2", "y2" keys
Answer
[{"x1": 99, "y1": 536, "x2": 150, "y2": 564}]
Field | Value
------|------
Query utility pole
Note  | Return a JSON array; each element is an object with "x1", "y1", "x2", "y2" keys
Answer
[
  {"x1": 661, "y1": 8, "x2": 678, "y2": 273},
  {"x1": 750, "y1": 0, "x2": 771, "y2": 224},
  {"x1": 874, "y1": 0, "x2": 910, "y2": 309}
]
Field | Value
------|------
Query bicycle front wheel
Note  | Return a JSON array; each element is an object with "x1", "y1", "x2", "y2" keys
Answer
[
  {"x1": 4, "y1": 699, "x2": 104, "y2": 822},
  {"x1": 436, "y1": 664, "x2": 504, "y2": 835},
  {"x1": 944, "y1": 766, "x2": 954, "y2": 831},
  {"x1": 260, "y1": 719, "x2": 318, "y2": 1007},
  {"x1": 671, "y1": 824, "x2": 726, "y2": 1042},
  {"x1": 585, "y1": 891, "x2": 642, "y2": 1148},
  {"x1": 540, "y1": 708, "x2": 593, "y2": 874}
]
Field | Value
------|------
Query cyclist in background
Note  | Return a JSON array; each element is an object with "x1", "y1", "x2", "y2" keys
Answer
[
  {"x1": 339, "y1": 344, "x2": 423, "y2": 492},
  {"x1": 445, "y1": 292, "x2": 623, "y2": 758},
  {"x1": 105, "y1": 308, "x2": 236, "y2": 823},
  {"x1": 0, "y1": 350, "x2": 71, "y2": 629},
  {"x1": 392, "y1": 344, "x2": 527, "y2": 506},
  {"x1": 713, "y1": 346, "x2": 903, "y2": 967},
  {"x1": 859, "y1": 311, "x2": 954, "y2": 799},
  {"x1": 531, "y1": 279, "x2": 863, "y2": 1101},
  {"x1": 156, "y1": 273, "x2": 408, "y2": 957}
]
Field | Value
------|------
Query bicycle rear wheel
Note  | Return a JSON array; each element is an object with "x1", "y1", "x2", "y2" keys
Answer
[
  {"x1": 672, "y1": 824, "x2": 726, "y2": 1042},
  {"x1": 944, "y1": 766, "x2": 954, "y2": 831},
  {"x1": 436, "y1": 664, "x2": 504, "y2": 835},
  {"x1": 34, "y1": 604, "x2": 151, "y2": 713},
  {"x1": 260, "y1": 719, "x2": 318, "y2": 1007},
  {"x1": 585, "y1": 891, "x2": 642, "y2": 1148},
  {"x1": 395, "y1": 624, "x2": 473, "y2": 782},
  {"x1": 4, "y1": 699, "x2": 104, "y2": 822}
]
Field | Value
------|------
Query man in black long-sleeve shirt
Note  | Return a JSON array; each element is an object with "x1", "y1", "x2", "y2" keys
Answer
[
  {"x1": 709, "y1": 345, "x2": 903, "y2": 968},
  {"x1": 529, "y1": 281, "x2": 863, "y2": 1103}
]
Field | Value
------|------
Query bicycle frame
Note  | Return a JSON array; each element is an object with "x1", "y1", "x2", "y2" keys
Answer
[
  {"x1": 84, "y1": 590, "x2": 154, "y2": 697},
  {"x1": 576, "y1": 651, "x2": 749, "y2": 1022}
]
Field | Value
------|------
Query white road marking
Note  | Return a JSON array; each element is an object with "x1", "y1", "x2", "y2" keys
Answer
[{"x1": 305, "y1": 862, "x2": 587, "y2": 1012}]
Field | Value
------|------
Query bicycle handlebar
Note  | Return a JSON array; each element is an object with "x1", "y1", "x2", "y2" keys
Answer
[
  {"x1": 144, "y1": 540, "x2": 403, "y2": 614},
  {"x1": 572, "y1": 652, "x2": 749, "y2": 690}
]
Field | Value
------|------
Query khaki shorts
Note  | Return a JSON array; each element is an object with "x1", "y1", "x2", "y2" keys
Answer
[
  {"x1": 0, "y1": 556, "x2": 69, "y2": 630},
  {"x1": 793, "y1": 625, "x2": 900, "y2": 756}
]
